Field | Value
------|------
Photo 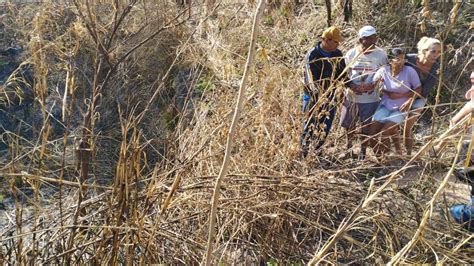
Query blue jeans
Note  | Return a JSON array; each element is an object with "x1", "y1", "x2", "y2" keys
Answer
[
  {"x1": 411, "y1": 98, "x2": 427, "y2": 110},
  {"x1": 300, "y1": 92, "x2": 337, "y2": 155},
  {"x1": 373, "y1": 105, "x2": 406, "y2": 124}
]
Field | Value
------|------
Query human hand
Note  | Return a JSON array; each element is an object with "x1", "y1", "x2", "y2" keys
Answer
[
  {"x1": 384, "y1": 91, "x2": 395, "y2": 99},
  {"x1": 400, "y1": 98, "x2": 414, "y2": 112},
  {"x1": 359, "y1": 83, "x2": 375, "y2": 93},
  {"x1": 350, "y1": 83, "x2": 361, "y2": 92},
  {"x1": 465, "y1": 87, "x2": 474, "y2": 101},
  {"x1": 349, "y1": 84, "x2": 363, "y2": 95}
]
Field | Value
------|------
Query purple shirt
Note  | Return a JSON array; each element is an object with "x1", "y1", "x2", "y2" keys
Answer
[{"x1": 374, "y1": 65, "x2": 421, "y2": 110}]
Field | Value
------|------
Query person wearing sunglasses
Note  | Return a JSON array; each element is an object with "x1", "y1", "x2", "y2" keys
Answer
[{"x1": 370, "y1": 48, "x2": 422, "y2": 155}]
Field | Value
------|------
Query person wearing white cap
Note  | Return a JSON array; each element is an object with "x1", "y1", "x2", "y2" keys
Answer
[{"x1": 340, "y1": 25, "x2": 388, "y2": 160}]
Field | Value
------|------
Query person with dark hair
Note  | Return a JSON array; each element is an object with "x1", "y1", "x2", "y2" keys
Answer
[
  {"x1": 370, "y1": 48, "x2": 422, "y2": 155},
  {"x1": 403, "y1": 37, "x2": 442, "y2": 155},
  {"x1": 300, "y1": 26, "x2": 347, "y2": 157}
]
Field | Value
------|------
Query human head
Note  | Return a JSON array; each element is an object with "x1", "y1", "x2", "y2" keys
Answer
[
  {"x1": 321, "y1": 26, "x2": 344, "y2": 52},
  {"x1": 358, "y1": 25, "x2": 378, "y2": 50},
  {"x1": 388, "y1": 48, "x2": 406, "y2": 69},
  {"x1": 417, "y1": 37, "x2": 442, "y2": 63}
]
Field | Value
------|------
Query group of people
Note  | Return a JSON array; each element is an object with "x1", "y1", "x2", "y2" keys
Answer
[
  {"x1": 300, "y1": 25, "x2": 474, "y2": 228},
  {"x1": 301, "y1": 25, "x2": 442, "y2": 160}
]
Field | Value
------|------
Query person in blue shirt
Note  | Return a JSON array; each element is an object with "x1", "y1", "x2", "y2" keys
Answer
[{"x1": 301, "y1": 26, "x2": 347, "y2": 157}]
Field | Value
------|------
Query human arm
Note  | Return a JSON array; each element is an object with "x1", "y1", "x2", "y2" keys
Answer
[
  {"x1": 450, "y1": 101, "x2": 474, "y2": 127},
  {"x1": 386, "y1": 86, "x2": 422, "y2": 99},
  {"x1": 399, "y1": 67, "x2": 423, "y2": 111},
  {"x1": 432, "y1": 101, "x2": 474, "y2": 155},
  {"x1": 400, "y1": 86, "x2": 422, "y2": 112},
  {"x1": 347, "y1": 81, "x2": 364, "y2": 93},
  {"x1": 367, "y1": 67, "x2": 385, "y2": 94},
  {"x1": 343, "y1": 50, "x2": 366, "y2": 94},
  {"x1": 465, "y1": 88, "x2": 474, "y2": 101},
  {"x1": 353, "y1": 81, "x2": 375, "y2": 93},
  {"x1": 464, "y1": 72, "x2": 474, "y2": 100},
  {"x1": 419, "y1": 62, "x2": 440, "y2": 99},
  {"x1": 385, "y1": 91, "x2": 412, "y2": 99},
  {"x1": 304, "y1": 51, "x2": 320, "y2": 94},
  {"x1": 337, "y1": 53, "x2": 350, "y2": 86}
]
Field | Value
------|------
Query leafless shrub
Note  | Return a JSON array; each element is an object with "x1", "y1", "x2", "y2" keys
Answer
[{"x1": 0, "y1": 0, "x2": 472, "y2": 264}]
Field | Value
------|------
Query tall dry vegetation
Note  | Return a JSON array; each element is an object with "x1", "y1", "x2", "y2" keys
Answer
[{"x1": 0, "y1": 0, "x2": 473, "y2": 264}]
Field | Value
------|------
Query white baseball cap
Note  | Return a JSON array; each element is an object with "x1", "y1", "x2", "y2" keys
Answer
[{"x1": 358, "y1": 26, "x2": 377, "y2": 38}]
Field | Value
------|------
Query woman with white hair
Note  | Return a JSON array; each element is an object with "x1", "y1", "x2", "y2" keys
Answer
[{"x1": 403, "y1": 37, "x2": 442, "y2": 155}]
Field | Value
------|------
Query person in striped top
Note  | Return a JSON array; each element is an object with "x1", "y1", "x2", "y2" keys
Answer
[{"x1": 340, "y1": 26, "x2": 388, "y2": 160}]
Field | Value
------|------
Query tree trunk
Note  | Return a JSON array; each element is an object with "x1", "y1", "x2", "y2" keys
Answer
[
  {"x1": 325, "y1": 0, "x2": 332, "y2": 26},
  {"x1": 342, "y1": 0, "x2": 352, "y2": 23}
]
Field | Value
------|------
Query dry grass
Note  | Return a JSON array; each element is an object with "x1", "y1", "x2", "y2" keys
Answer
[{"x1": 0, "y1": 0, "x2": 473, "y2": 264}]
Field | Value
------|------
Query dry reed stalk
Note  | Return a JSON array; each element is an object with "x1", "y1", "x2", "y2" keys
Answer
[
  {"x1": 309, "y1": 115, "x2": 472, "y2": 264},
  {"x1": 0, "y1": 1, "x2": 473, "y2": 264},
  {"x1": 431, "y1": 42, "x2": 445, "y2": 136},
  {"x1": 203, "y1": 1, "x2": 266, "y2": 264},
  {"x1": 389, "y1": 130, "x2": 466, "y2": 264}
]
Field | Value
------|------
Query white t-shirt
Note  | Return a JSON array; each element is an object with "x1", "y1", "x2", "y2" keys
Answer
[{"x1": 345, "y1": 47, "x2": 388, "y2": 103}]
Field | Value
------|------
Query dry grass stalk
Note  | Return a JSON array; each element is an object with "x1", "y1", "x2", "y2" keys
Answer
[
  {"x1": 204, "y1": 0, "x2": 266, "y2": 264},
  {"x1": 0, "y1": 1, "x2": 472, "y2": 264}
]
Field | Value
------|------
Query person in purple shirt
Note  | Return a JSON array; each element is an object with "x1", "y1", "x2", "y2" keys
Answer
[{"x1": 370, "y1": 48, "x2": 422, "y2": 155}]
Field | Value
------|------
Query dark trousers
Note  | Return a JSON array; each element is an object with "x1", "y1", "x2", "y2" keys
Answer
[{"x1": 300, "y1": 92, "x2": 337, "y2": 155}]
